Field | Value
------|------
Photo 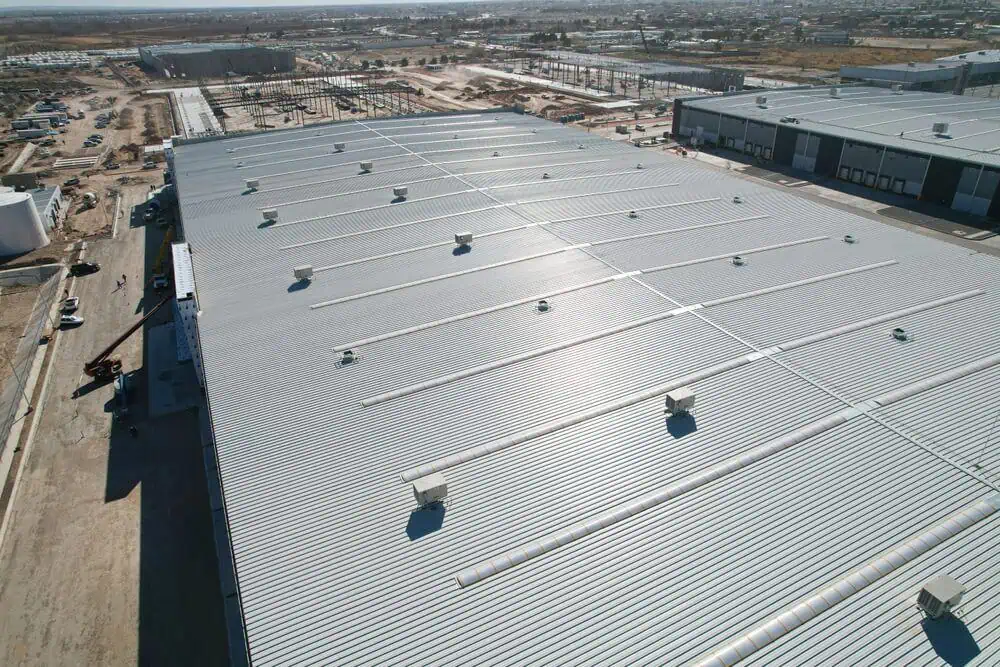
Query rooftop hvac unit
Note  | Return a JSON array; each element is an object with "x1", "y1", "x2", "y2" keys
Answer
[
  {"x1": 843, "y1": 234, "x2": 858, "y2": 244},
  {"x1": 333, "y1": 142, "x2": 346, "y2": 152},
  {"x1": 628, "y1": 210, "x2": 639, "y2": 218},
  {"x1": 293, "y1": 264, "x2": 314, "y2": 282},
  {"x1": 731, "y1": 255, "x2": 746, "y2": 266},
  {"x1": 891, "y1": 84, "x2": 904, "y2": 94},
  {"x1": 932, "y1": 122, "x2": 950, "y2": 136},
  {"x1": 393, "y1": 186, "x2": 408, "y2": 199},
  {"x1": 455, "y1": 231, "x2": 473, "y2": 246},
  {"x1": 755, "y1": 95, "x2": 767, "y2": 107},
  {"x1": 261, "y1": 208, "x2": 279, "y2": 222},
  {"x1": 245, "y1": 178, "x2": 260, "y2": 191},
  {"x1": 664, "y1": 387, "x2": 696, "y2": 415},
  {"x1": 830, "y1": 87, "x2": 841, "y2": 98},
  {"x1": 542, "y1": 172, "x2": 551, "y2": 179},
  {"x1": 918, "y1": 575, "x2": 966, "y2": 619},
  {"x1": 412, "y1": 473, "x2": 448, "y2": 508},
  {"x1": 360, "y1": 160, "x2": 373, "y2": 172}
]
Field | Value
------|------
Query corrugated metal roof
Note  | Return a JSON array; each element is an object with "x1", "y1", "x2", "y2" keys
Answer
[
  {"x1": 170, "y1": 111, "x2": 1000, "y2": 666},
  {"x1": 683, "y1": 86, "x2": 1000, "y2": 168}
]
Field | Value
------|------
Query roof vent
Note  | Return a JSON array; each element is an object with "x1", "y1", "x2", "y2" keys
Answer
[
  {"x1": 843, "y1": 234, "x2": 857, "y2": 244},
  {"x1": 959, "y1": 54, "x2": 967, "y2": 59},
  {"x1": 731, "y1": 255, "x2": 746, "y2": 266},
  {"x1": 664, "y1": 387, "x2": 696, "y2": 415},
  {"x1": 891, "y1": 83, "x2": 904, "y2": 94},
  {"x1": 891, "y1": 327, "x2": 911, "y2": 342},
  {"x1": 637, "y1": 162, "x2": 644, "y2": 169},
  {"x1": 536, "y1": 299, "x2": 551, "y2": 312},
  {"x1": 453, "y1": 134, "x2": 459, "y2": 139},
  {"x1": 531, "y1": 129, "x2": 538, "y2": 134},
  {"x1": 732, "y1": 195, "x2": 743, "y2": 204},
  {"x1": 393, "y1": 186, "x2": 408, "y2": 199},
  {"x1": 918, "y1": 575, "x2": 965, "y2": 619},
  {"x1": 262, "y1": 208, "x2": 279, "y2": 222},
  {"x1": 455, "y1": 231, "x2": 473, "y2": 246},
  {"x1": 578, "y1": 143, "x2": 585, "y2": 149},
  {"x1": 542, "y1": 172, "x2": 551, "y2": 179},
  {"x1": 339, "y1": 349, "x2": 357, "y2": 365},
  {"x1": 628, "y1": 210, "x2": 639, "y2": 218},
  {"x1": 493, "y1": 151, "x2": 500, "y2": 157},
  {"x1": 830, "y1": 87, "x2": 841, "y2": 98},
  {"x1": 235, "y1": 161, "x2": 244, "y2": 168},
  {"x1": 245, "y1": 178, "x2": 259, "y2": 192},
  {"x1": 226, "y1": 148, "x2": 235, "y2": 154},
  {"x1": 908, "y1": 61, "x2": 916, "y2": 67},
  {"x1": 412, "y1": 473, "x2": 448, "y2": 508},
  {"x1": 932, "y1": 122, "x2": 950, "y2": 136},
  {"x1": 979, "y1": 50, "x2": 987, "y2": 55},
  {"x1": 333, "y1": 142, "x2": 346, "y2": 152},
  {"x1": 360, "y1": 160, "x2": 373, "y2": 172},
  {"x1": 293, "y1": 264, "x2": 313, "y2": 282},
  {"x1": 756, "y1": 95, "x2": 767, "y2": 107}
]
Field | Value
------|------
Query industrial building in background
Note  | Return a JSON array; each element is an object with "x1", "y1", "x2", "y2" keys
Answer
[
  {"x1": 675, "y1": 85, "x2": 1000, "y2": 218},
  {"x1": 840, "y1": 49, "x2": 1000, "y2": 93},
  {"x1": 139, "y1": 43, "x2": 295, "y2": 79},
  {"x1": 165, "y1": 110, "x2": 1000, "y2": 666}
]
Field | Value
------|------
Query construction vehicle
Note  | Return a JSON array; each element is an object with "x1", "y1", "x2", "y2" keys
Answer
[{"x1": 83, "y1": 294, "x2": 172, "y2": 381}]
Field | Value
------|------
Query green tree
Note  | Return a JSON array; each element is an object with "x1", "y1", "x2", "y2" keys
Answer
[
  {"x1": 418, "y1": 57, "x2": 427, "y2": 66},
  {"x1": 400, "y1": 57, "x2": 409, "y2": 67},
  {"x1": 361, "y1": 60, "x2": 370, "y2": 70},
  {"x1": 375, "y1": 59, "x2": 384, "y2": 68},
  {"x1": 440, "y1": 54, "x2": 449, "y2": 64}
]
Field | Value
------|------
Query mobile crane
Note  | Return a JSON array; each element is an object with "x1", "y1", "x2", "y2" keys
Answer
[{"x1": 83, "y1": 294, "x2": 173, "y2": 381}]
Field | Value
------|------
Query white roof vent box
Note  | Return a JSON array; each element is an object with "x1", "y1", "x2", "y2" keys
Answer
[
  {"x1": 261, "y1": 208, "x2": 279, "y2": 225},
  {"x1": 891, "y1": 83, "x2": 904, "y2": 94},
  {"x1": 932, "y1": 122, "x2": 951, "y2": 137},
  {"x1": 830, "y1": 86, "x2": 841, "y2": 98},
  {"x1": 360, "y1": 160, "x2": 373, "y2": 173},
  {"x1": 413, "y1": 473, "x2": 448, "y2": 508},
  {"x1": 393, "y1": 186, "x2": 408, "y2": 200},
  {"x1": 455, "y1": 231, "x2": 473, "y2": 246},
  {"x1": 918, "y1": 575, "x2": 966, "y2": 619},
  {"x1": 664, "y1": 387, "x2": 696, "y2": 416},
  {"x1": 293, "y1": 264, "x2": 313, "y2": 282},
  {"x1": 333, "y1": 142, "x2": 346, "y2": 152},
  {"x1": 244, "y1": 178, "x2": 260, "y2": 192},
  {"x1": 755, "y1": 95, "x2": 768, "y2": 108}
]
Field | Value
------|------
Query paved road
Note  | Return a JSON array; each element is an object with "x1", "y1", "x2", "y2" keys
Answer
[{"x1": 0, "y1": 189, "x2": 226, "y2": 666}]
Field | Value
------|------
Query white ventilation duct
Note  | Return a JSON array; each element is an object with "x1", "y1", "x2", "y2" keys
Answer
[
  {"x1": 245, "y1": 178, "x2": 260, "y2": 191},
  {"x1": 261, "y1": 208, "x2": 279, "y2": 222}
]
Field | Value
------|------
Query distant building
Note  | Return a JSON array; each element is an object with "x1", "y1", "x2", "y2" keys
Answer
[
  {"x1": 139, "y1": 43, "x2": 295, "y2": 79},
  {"x1": 813, "y1": 31, "x2": 850, "y2": 45},
  {"x1": 840, "y1": 61, "x2": 967, "y2": 92}
]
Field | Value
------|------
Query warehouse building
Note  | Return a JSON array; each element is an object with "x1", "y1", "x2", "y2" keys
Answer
[
  {"x1": 675, "y1": 85, "x2": 1000, "y2": 216},
  {"x1": 139, "y1": 43, "x2": 295, "y2": 79},
  {"x1": 167, "y1": 111, "x2": 1000, "y2": 666},
  {"x1": 839, "y1": 61, "x2": 969, "y2": 92}
]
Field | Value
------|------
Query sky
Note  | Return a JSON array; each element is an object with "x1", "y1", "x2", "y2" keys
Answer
[{"x1": 0, "y1": 0, "x2": 462, "y2": 7}]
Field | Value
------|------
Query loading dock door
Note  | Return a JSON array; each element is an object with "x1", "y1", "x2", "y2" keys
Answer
[
  {"x1": 772, "y1": 126, "x2": 798, "y2": 166},
  {"x1": 921, "y1": 157, "x2": 965, "y2": 206},
  {"x1": 814, "y1": 135, "x2": 845, "y2": 177}
]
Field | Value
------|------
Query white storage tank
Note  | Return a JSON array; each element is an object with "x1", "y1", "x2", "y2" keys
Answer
[{"x1": 0, "y1": 191, "x2": 49, "y2": 256}]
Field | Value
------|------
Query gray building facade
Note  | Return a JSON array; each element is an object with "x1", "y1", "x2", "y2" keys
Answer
[
  {"x1": 674, "y1": 86, "x2": 1000, "y2": 217},
  {"x1": 139, "y1": 43, "x2": 295, "y2": 79}
]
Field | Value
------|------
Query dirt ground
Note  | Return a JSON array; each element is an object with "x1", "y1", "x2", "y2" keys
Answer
[
  {"x1": 0, "y1": 186, "x2": 227, "y2": 667},
  {"x1": 0, "y1": 286, "x2": 39, "y2": 388},
  {"x1": 856, "y1": 37, "x2": 984, "y2": 51}
]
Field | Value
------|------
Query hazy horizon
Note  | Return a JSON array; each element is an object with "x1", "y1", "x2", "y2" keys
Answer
[{"x1": 0, "y1": 0, "x2": 479, "y2": 8}]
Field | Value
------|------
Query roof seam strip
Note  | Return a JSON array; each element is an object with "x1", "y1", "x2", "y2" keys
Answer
[
  {"x1": 398, "y1": 288, "x2": 982, "y2": 482},
  {"x1": 692, "y1": 493, "x2": 1000, "y2": 667},
  {"x1": 363, "y1": 260, "x2": 897, "y2": 408},
  {"x1": 454, "y1": 353, "x2": 1000, "y2": 588}
]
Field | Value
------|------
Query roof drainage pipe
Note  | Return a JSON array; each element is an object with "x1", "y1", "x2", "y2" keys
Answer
[
  {"x1": 453, "y1": 351, "x2": 1000, "y2": 589},
  {"x1": 692, "y1": 493, "x2": 1000, "y2": 667}
]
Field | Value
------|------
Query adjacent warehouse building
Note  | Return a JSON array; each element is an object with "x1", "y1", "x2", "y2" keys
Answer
[
  {"x1": 675, "y1": 85, "x2": 1000, "y2": 216},
  {"x1": 139, "y1": 43, "x2": 295, "y2": 79},
  {"x1": 168, "y1": 111, "x2": 1000, "y2": 665},
  {"x1": 841, "y1": 50, "x2": 1000, "y2": 93}
]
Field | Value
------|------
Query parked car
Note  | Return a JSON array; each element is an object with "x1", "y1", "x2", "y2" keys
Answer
[
  {"x1": 105, "y1": 163, "x2": 120, "y2": 170},
  {"x1": 60, "y1": 314, "x2": 84, "y2": 328},
  {"x1": 152, "y1": 274, "x2": 169, "y2": 289},
  {"x1": 61, "y1": 296, "x2": 79, "y2": 312},
  {"x1": 69, "y1": 261, "x2": 100, "y2": 276},
  {"x1": 63, "y1": 177, "x2": 80, "y2": 186},
  {"x1": 142, "y1": 161, "x2": 156, "y2": 170}
]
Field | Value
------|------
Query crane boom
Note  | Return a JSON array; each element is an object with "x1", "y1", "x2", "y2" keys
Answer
[{"x1": 83, "y1": 294, "x2": 173, "y2": 380}]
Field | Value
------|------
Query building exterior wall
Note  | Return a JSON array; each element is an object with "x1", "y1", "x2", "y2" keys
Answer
[{"x1": 140, "y1": 45, "x2": 294, "y2": 78}]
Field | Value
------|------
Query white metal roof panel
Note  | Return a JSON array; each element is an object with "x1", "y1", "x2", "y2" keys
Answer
[{"x1": 170, "y1": 111, "x2": 1000, "y2": 666}]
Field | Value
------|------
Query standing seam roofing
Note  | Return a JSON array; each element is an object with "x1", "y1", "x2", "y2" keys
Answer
[{"x1": 170, "y1": 111, "x2": 1000, "y2": 666}]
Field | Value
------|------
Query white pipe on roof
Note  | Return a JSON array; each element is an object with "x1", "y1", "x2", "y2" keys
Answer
[
  {"x1": 693, "y1": 493, "x2": 1000, "y2": 667},
  {"x1": 399, "y1": 288, "x2": 984, "y2": 482},
  {"x1": 455, "y1": 353, "x2": 1000, "y2": 589}
]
